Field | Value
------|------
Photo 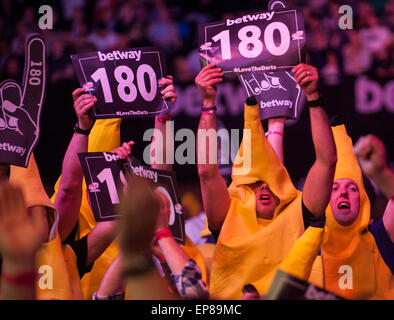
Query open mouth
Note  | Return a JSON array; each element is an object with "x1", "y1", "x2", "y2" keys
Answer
[
  {"x1": 259, "y1": 193, "x2": 272, "y2": 204},
  {"x1": 337, "y1": 201, "x2": 350, "y2": 210}
]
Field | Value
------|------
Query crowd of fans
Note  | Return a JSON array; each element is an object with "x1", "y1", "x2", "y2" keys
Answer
[
  {"x1": 1, "y1": 0, "x2": 394, "y2": 84},
  {"x1": 0, "y1": 0, "x2": 393, "y2": 302}
]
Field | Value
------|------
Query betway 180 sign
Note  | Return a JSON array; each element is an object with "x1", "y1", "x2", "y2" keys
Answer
[
  {"x1": 71, "y1": 47, "x2": 169, "y2": 119},
  {"x1": 198, "y1": 9, "x2": 305, "y2": 74}
]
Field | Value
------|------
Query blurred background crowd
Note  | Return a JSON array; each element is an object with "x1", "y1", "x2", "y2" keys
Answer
[
  {"x1": 1, "y1": 0, "x2": 394, "y2": 84},
  {"x1": 0, "y1": 0, "x2": 393, "y2": 222}
]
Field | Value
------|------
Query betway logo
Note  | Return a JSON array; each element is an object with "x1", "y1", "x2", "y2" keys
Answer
[
  {"x1": 226, "y1": 12, "x2": 275, "y2": 26},
  {"x1": 129, "y1": 164, "x2": 158, "y2": 183},
  {"x1": 0, "y1": 142, "x2": 26, "y2": 156},
  {"x1": 98, "y1": 50, "x2": 141, "y2": 62},
  {"x1": 261, "y1": 99, "x2": 293, "y2": 109}
]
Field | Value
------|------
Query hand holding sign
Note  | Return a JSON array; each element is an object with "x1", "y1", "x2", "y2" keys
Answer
[
  {"x1": 292, "y1": 63, "x2": 319, "y2": 100},
  {"x1": 72, "y1": 88, "x2": 96, "y2": 130},
  {"x1": 195, "y1": 63, "x2": 224, "y2": 107},
  {"x1": 155, "y1": 190, "x2": 171, "y2": 232},
  {"x1": 158, "y1": 75, "x2": 177, "y2": 103},
  {"x1": 0, "y1": 34, "x2": 46, "y2": 167},
  {"x1": 111, "y1": 140, "x2": 135, "y2": 159}
]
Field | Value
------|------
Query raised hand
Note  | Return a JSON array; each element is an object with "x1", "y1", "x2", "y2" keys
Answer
[
  {"x1": 0, "y1": 183, "x2": 46, "y2": 267},
  {"x1": 111, "y1": 140, "x2": 135, "y2": 159},
  {"x1": 0, "y1": 34, "x2": 46, "y2": 167},
  {"x1": 118, "y1": 176, "x2": 160, "y2": 256},
  {"x1": 354, "y1": 134, "x2": 387, "y2": 178},
  {"x1": 195, "y1": 63, "x2": 223, "y2": 107},
  {"x1": 159, "y1": 75, "x2": 177, "y2": 103},
  {"x1": 72, "y1": 88, "x2": 96, "y2": 131},
  {"x1": 154, "y1": 189, "x2": 171, "y2": 233},
  {"x1": 292, "y1": 63, "x2": 319, "y2": 100}
]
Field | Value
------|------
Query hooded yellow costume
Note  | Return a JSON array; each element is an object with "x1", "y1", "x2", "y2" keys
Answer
[
  {"x1": 10, "y1": 154, "x2": 83, "y2": 299},
  {"x1": 209, "y1": 100, "x2": 306, "y2": 299},
  {"x1": 266, "y1": 226, "x2": 326, "y2": 299},
  {"x1": 313, "y1": 125, "x2": 394, "y2": 299}
]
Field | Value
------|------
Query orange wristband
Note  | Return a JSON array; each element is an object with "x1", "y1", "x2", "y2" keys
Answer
[{"x1": 155, "y1": 228, "x2": 172, "y2": 240}]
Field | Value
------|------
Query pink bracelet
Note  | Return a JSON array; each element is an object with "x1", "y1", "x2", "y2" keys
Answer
[
  {"x1": 155, "y1": 228, "x2": 172, "y2": 241},
  {"x1": 156, "y1": 114, "x2": 171, "y2": 123},
  {"x1": 265, "y1": 130, "x2": 283, "y2": 137},
  {"x1": 2, "y1": 271, "x2": 37, "y2": 285},
  {"x1": 202, "y1": 110, "x2": 216, "y2": 115}
]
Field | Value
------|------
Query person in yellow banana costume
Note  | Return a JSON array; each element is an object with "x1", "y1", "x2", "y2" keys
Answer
[
  {"x1": 309, "y1": 123, "x2": 394, "y2": 299},
  {"x1": 195, "y1": 63, "x2": 337, "y2": 299}
]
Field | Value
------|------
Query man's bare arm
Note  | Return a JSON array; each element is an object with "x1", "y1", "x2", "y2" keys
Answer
[
  {"x1": 151, "y1": 76, "x2": 176, "y2": 172},
  {"x1": 195, "y1": 63, "x2": 230, "y2": 231},
  {"x1": 54, "y1": 88, "x2": 95, "y2": 241},
  {"x1": 293, "y1": 64, "x2": 337, "y2": 217},
  {"x1": 267, "y1": 117, "x2": 286, "y2": 164}
]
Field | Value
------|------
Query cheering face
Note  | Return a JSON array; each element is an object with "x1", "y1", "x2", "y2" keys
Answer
[
  {"x1": 330, "y1": 179, "x2": 361, "y2": 226},
  {"x1": 247, "y1": 181, "x2": 279, "y2": 219}
]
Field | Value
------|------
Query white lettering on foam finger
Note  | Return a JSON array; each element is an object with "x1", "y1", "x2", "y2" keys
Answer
[{"x1": 0, "y1": 142, "x2": 27, "y2": 157}]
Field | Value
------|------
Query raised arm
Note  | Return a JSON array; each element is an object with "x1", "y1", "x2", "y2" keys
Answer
[
  {"x1": 266, "y1": 117, "x2": 286, "y2": 164},
  {"x1": 0, "y1": 164, "x2": 9, "y2": 183},
  {"x1": 293, "y1": 64, "x2": 337, "y2": 217},
  {"x1": 154, "y1": 191, "x2": 190, "y2": 273},
  {"x1": 354, "y1": 135, "x2": 394, "y2": 241},
  {"x1": 150, "y1": 76, "x2": 176, "y2": 172},
  {"x1": 354, "y1": 134, "x2": 394, "y2": 198},
  {"x1": 195, "y1": 63, "x2": 231, "y2": 231},
  {"x1": 54, "y1": 88, "x2": 95, "y2": 241},
  {"x1": 153, "y1": 190, "x2": 208, "y2": 299},
  {"x1": 118, "y1": 176, "x2": 175, "y2": 300},
  {"x1": 0, "y1": 184, "x2": 46, "y2": 300},
  {"x1": 94, "y1": 254, "x2": 125, "y2": 299}
]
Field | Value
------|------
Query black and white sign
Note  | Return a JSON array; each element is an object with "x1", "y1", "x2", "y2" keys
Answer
[
  {"x1": 78, "y1": 152, "x2": 185, "y2": 244},
  {"x1": 0, "y1": 34, "x2": 46, "y2": 167},
  {"x1": 78, "y1": 152, "x2": 127, "y2": 222},
  {"x1": 238, "y1": 71, "x2": 304, "y2": 120},
  {"x1": 119, "y1": 157, "x2": 185, "y2": 244},
  {"x1": 71, "y1": 47, "x2": 169, "y2": 119},
  {"x1": 198, "y1": 8, "x2": 305, "y2": 74}
]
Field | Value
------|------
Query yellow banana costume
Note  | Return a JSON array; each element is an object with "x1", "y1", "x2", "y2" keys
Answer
[
  {"x1": 10, "y1": 154, "x2": 83, "y2": 299},
  {"x1": 209, "y1": 100, "x2": 305, "y2": 299},
  {"x1": 51, "y1": 119, "x2": 122, "y2": 299},
  {"x1": 278, "y1": 227, "x2": 324, "y2": 281},
  {"x1": 315, "y1": 125, "x2": 394, "y2": 299}
]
